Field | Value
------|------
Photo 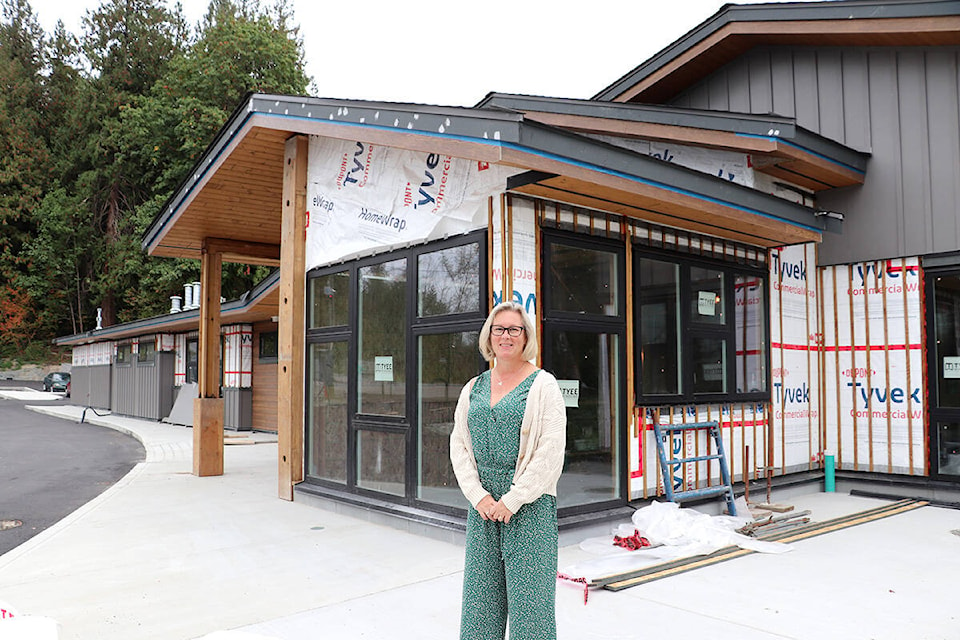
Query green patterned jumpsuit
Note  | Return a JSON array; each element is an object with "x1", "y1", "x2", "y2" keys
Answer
[{"x1": 460, "y1": 370, "x2": 558, "y2": 640}]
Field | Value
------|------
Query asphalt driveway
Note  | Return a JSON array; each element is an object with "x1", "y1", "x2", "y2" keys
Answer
[{"x1": 0, "y1": 383, "x2": 144, "y2": 555}]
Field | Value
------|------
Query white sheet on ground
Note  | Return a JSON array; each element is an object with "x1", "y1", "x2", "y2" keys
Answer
[{"x1": 563, "y1": 501, "x2": 791, "y2": 582}]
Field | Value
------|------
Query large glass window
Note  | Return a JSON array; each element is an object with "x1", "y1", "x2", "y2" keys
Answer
[
  {"x1": 307, "y1": 341, "x2": 349, "y2": 484},
  {"x1": 417, "y1": 331, "x2": 479, "y2": 508},
  {"x1": 186, "y1": 338, "x2": 198, "y2": 383},
  {"x1": 638, "y1": 258, "x2": 680, "y2": 395},
  {"x1": 137, "y1": 339, "x2": 156, "y2": 364},
  {"x1": 550, "y1": 330, "x2": 621, "y2": 508},
  {"x1": 635, "y1": 248, "x2": 767, "y2": 403},
  {"x1": 358, "y1": 259, "x2": 407, "y2": 417},
  {"x1": 418, "y1": 244, "x2": 481, "y2": 317},
  {"x1": 310, "y1": 271, "x2": 350, "y2": 328},
  {"x1": 356, "y1": 430, "x2": 406, "y2": 496},
  {"x1": 547, "y1": 243, "x2": 619, "y2": 316},
  {"x1": 543, "y1": 232, "x2": 626, "y2": 511},
  {"x1": 304, "y1": 231, "x2": 486, "y2": 507}
]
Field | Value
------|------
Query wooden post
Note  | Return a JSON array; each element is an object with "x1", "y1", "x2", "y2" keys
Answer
[
  {"x1": 193, "y1": 241, "x2": 224, "y2": 477},
  {"x1": 278, "y1": 135, "x2": 308, "y2": 500}
]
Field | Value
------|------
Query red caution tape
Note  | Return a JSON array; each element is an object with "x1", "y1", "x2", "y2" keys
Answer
[
  {"x1": 613, "y1": 529, "x2": 651, "y2": 551},
  {"x1": 557, "y1": 572, "x2": 590, "y2": 605}
]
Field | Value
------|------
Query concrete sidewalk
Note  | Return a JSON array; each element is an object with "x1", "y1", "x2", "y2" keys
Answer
[{"x1": 1, "y1": 404, "x2": 958, "y2": 639}]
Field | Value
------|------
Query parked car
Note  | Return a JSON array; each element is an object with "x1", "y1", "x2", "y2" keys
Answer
[{"x1": 43, "y1": 372, "x2": 71, "y2": 395}]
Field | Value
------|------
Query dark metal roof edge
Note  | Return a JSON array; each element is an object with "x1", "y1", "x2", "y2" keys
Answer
[
  {"x1": 593, "y1": 0, "x2": 960, "y2": 102},
  {"x1": 54, "y1": 271, "x2": 281, "y2": 346},
  {"x1": 515, "y1": 120, "x2": 828, "y2": 233},
  {"x1": 142, "y1": 94, "x2": 524, "y2": 254},
  {"x1": 482, "y1": 93, "x2": 868, "y2": 172}
]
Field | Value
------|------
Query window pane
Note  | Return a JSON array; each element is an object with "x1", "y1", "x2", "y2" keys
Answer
[
  {"x1": 690, "y1": 267, "x2": 725, "y2": 325},
  {"x1": 550, "y1": 330, "x2": 621, "y2": 507},
  {"x1": 417, "y1": 331, "x2": 479, "y2": 508},
  {"x1": 735, "y1": 275, "x2": 766, "y2": 393},
  {"x1": 357, "y1": 430, "x2": 406, "y2": 496},
  {"x1": 309, "y1": 271, "x2": 350, "y2": 328},
  {"x1": 186, "y1": 339, "x2": 198, "y2": 383},
  {"x1": 138, "y1": 340, "x2": 156, "y2": 363},
  {"x1": 638, "y1": 258, "x2": 680, "y2": 395},
  {"x1": 418, "y1": 243, "x2": 480, "y2": 317},
  {"x1": 934, "y1": 275, "x2": 960, "y2": 407},
  {"x1": 259, "y1": 331, "x2": 278, "y2": 361},
  {"x1": 692, "y1": 337, "x2": 726, "y2": 394},
  {"x1": 306, "y1": 342, "x2": 349, "y2": 484},
  {"x1": 937, "y1": 423, "x2": 960, "y2": 477},
  {"x1": 117, "y1": 344, "x2": 132, "y2": 365},
  {"x1": 358, "y1": 259, "x2": 406, "y2": 416},
  {"x1": 548, "y1": 243, "x2": 619, "y2": 315}
]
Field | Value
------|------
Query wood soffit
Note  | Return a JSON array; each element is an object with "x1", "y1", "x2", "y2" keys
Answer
[{"x1": 612, "y1": 16, "x2": 960, "y2": 103}]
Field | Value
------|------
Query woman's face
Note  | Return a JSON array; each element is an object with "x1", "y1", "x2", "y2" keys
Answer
[{"x1": 491, "y1": 309, "x2": 527, "y2": 363}]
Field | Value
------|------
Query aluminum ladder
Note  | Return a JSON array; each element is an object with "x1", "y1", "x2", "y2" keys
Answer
[{"x1": 652, "y1": 420, "x2": 737, "y2": 516}]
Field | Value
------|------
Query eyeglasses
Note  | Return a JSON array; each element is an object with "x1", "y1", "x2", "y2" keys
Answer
[{"x1": 491, "y1": 325, "x2": 524, "y2": 337}]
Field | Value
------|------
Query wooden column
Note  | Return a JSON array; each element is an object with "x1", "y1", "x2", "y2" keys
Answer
[
  {"x1": 193, "y1": 241, "x2": 224, "y2": 477},
  {"x1": 278, "y1": 135, "x2": 308, "y2": 500}
]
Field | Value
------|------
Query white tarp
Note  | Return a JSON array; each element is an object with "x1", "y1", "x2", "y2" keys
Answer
[
  {"x1": 305, "y1": 136, "x2": 515, "y2": 271},
  {"x1": 562, "y1": 501, "x2": 789, "y2": 582}
]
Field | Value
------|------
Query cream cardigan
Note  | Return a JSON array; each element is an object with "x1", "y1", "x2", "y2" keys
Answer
[{"x1": 449, "y1": 369, "x2": 567, "y2": 515}]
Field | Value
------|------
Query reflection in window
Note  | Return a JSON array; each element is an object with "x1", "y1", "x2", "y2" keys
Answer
[
  {"x1": 690, "y1": 267, "x2": 725, "y2": 325},
  {"x1": 935, "y1": 275, "x2": 960, "y2": 408},
  {"x1": 938, "y1": 423, "x2": 960, "y2": 476},
  {"x1": 259, "y1": 331, "x2": 278, "y2": 362},
  {"x1": 137, "y1": 339, "x2": 156, "y2": 364},
  {"x1": 358, "y1": 259, "x2": 407, "y2": 416},
  {"x1": 735, "y1": 275, "x2": 766, "y2": 393},
  {"x1": 418, "y1": 243, "x2": 480, "y2": 317},
  {"x1": 186, "y1": 339, "x2": 198, "y2": 383},
  {"x1": 417, "y1": 331, "x2": 478, "y2": 508},
  {"x1": 116, "y1": 344, "x2": 132, "y2": 365},
  {"x1": 548, "y1": 243, "x2": 619, "y2": 315},
  {"x1": 310, "y1": 271, "x2": 350, "y2": 328},
  {"x1": 692, "y1": 337, "x2": 726, "y2": 394},
  {"x1": 357, "y1": 430, "x2": 406, "y2": 496},
  {"x1": 638, "y1": 258, "x2": 680, "y2": 395},
  {"x1": 551, "y1": 330, "x2": 620, "y2": 508},
  {"x1": 307, "y1": 342, "x2": 348, "y2": 484}
]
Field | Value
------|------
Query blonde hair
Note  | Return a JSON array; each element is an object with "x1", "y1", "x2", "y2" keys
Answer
[{"x1": 478, "y1": 301, "x2": 538, "y2": 363}]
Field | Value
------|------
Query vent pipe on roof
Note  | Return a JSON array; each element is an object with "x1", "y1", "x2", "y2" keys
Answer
[
  {"x1": 183, "y1": 283, "x2": 193, "y2": 310},
  {"x1": 192, "y1": 282, "x2": 201, "y2": 309},
  {"x1": 95, "y1": 307, "x2": 102, "y2": 331},
  {"x1": 170, "y1": 295, "x2": 182, "y2": 313}
]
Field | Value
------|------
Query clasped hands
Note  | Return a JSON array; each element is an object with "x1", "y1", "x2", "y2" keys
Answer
[{"x1": 477, "y1": 495, "x2": 513, "y2": 523}]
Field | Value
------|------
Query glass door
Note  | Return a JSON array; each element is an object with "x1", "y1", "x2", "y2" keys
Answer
[{"x1": 926, "y1": 272, "x2": 960, "y2": 479}]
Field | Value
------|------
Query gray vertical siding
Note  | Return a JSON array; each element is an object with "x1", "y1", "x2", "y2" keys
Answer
[
  {"x1": 71, "y1": 365, "x2": 111, "y2": 409},
  {"x1": 223, "y1": 387, "x2": 253, "y2": 431},
  {"x1": 110, "y1": 351, "x2": 176, "y2": 420},
  {"x1": 672, "y1": 46, "x2": 960, "y2": 264}
]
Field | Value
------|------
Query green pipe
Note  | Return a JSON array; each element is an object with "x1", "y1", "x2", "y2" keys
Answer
[{"x1": 824, "y1": 454, "x2": 836, "y2": 492}]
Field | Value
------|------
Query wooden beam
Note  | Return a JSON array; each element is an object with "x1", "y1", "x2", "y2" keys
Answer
[
  {"x1": 277, "y1": 135, "x2": 308, "y2": 500},
  {"x1": 201, "y1": 237, "x2": 281, "y2": 267},
  {"x1": 194, "y1": 240, "x2": 224, "y2": 477}
]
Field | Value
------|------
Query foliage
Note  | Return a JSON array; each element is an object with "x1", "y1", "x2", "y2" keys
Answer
[{"x1": 0, "y1": 0, "x2": 311, "y2": 358}]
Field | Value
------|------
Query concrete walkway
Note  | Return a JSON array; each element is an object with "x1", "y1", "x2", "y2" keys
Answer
[{"x1": 1, "y1": 402, "x2": 958, "y2": 639}]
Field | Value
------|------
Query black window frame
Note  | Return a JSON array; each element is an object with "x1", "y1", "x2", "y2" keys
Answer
[
  {"x1": 541, "y1": 228, "x2": 629, "y2": 516},
  {"x1": 116, "y1": 343, "x2": 133, "y2": 367},
  {"x1": 633, "y1": 243, "x2": 770, "y2": 406},
  {"x1": 137, "y1": 337, "x2": 157, "y2": 366},
  {"x1": 258, "y1": 330, "x2": 279, "y2": 363},
  {"x1": 304, "y1": 230, "x2": 488, "y2": 514}
]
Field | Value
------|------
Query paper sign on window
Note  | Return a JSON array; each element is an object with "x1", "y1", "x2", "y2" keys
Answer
[
  {"x1": 557, "y1": 380, "x2": 580, "y2": 408},
  {"x1": 374, "y1": 356, "x2": 394, "y2": 382},
  {"x1": 697, "y1": 291, "x2": 717, "y2": 316},
  {"x1": 945, "y1": 357, "x2": 960, "y2": 379}
]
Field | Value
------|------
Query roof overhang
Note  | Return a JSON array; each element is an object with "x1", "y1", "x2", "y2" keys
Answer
[
  {"x1": 55, "y1": 271, "x2": 280, "y2": 346},
  {"x1": 144, "y1": 93, "x2": 834, "y2": 263},
  {"x1": 594, "y1": 0, "x2": 960, "y2": 104},
  {"x1": 479, "y1": 93, "x2": 868, "y2": 192}
]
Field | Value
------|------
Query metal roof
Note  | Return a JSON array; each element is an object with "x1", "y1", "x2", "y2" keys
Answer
[{"x1": 55, "y1": 270, "x2": 280, "y2": 346}]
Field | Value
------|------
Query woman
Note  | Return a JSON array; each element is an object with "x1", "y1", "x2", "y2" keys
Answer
[{"x1": 450, "y1": 301, "x2": 567, "y2": 640}]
